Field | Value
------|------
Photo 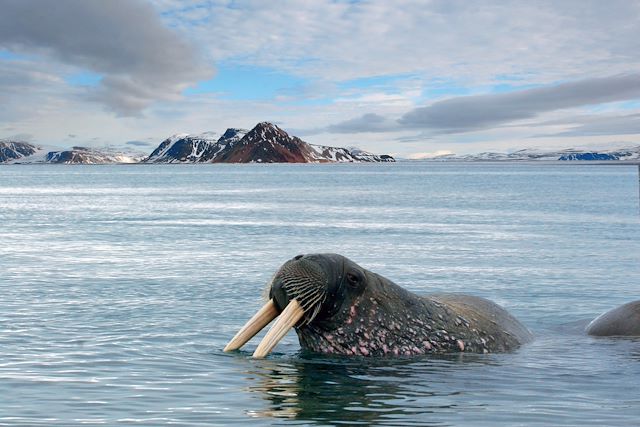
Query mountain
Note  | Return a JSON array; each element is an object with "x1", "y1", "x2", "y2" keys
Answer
[
  {"x1": 3, "y1": 145, "x2": 145, "y2": 164},
  {"x1": 558, "y1": 152, "x2": 625, "y2": 161},
  {"x1": 0, "y1": 140, "x2": 38, "y2": 162},
  {"x1": 211, "y1": 122, "x2": 319, "y2": 163},
  {"x1": 424, "y1": 146, "x2": 640, "y2": 162},
  {"x1": 144, "y1": 129, "x2": 247, "y2": 163},
  {"x1": 145, "y1": 122, "x2": 395, "y2": 163},
  {"x1": 44, "y1": 146, "x2": 144, "y2": 164},
  {"x1": 310, "y1": 144, "x2": 394, "y2": 162}
]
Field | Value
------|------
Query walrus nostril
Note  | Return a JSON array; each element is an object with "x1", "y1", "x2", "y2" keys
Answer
[
  {"x1": 270, "y1": 279, "x2": 290, "y2": 312},
  {"x1": 294, "y1": 254, "x2": 304, "y2": 260}
]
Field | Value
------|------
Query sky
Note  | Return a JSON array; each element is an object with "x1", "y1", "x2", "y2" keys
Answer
[{"x1": 1, "y1": 0, "x2": 640, "y2": 158}]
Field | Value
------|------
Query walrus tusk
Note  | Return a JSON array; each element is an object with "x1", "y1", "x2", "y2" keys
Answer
[
  {"x1": 253, "y1": 299, "x2": 304, "y2": 359},
  {"x1": 224, "y1": 299, "x2": 279, "y2": 352}
]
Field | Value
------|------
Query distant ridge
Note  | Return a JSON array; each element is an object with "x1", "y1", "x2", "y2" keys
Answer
[
  {"x1": 0, "y1": 140, "x2": 37, "y2": 162},
  {"x1": 419, "y1": 146, "x2": 640, "y2": 162},
  {"x1": 45, "y1": 146, "x2": 143, "y2": 164},
  {"x1": 0, "y1": 141, "x2": 144, "y2": 164}
]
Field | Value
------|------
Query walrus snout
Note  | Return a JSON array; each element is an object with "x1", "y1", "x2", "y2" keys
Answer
[
  {"x1": 224, "y1": 254, "x2": 330, "y2": 358},
  {"x1": 269, "y1": 255, "x2": 329, "y2": 315},
  {"x1": 269, "y1": 277, "x2": 290, "y2": 313}
]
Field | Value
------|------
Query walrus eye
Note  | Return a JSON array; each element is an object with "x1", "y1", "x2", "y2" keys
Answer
[{"x1": 346, "y1": 271, "x2": 362, "y2": 287}]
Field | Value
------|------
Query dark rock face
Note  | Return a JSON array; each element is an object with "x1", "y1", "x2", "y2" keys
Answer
[
  {"x1": 219, "y1": 128, "x2": 246, "y2": 142},
  {"x1": 145, "y1": 129, "x2": 247, "y2": 163},
  {"x1": 0, "y1": 141, "x2": 37, "y2": 162},
  {"x1": 146, "y1": 122, "x2": 395, "y2": 164},
  {"x1": 212, "y1": 122, "x2": 317, "y2": 163},
  {"x1": 145, "y1": 133, "x2": 219, "y2": 163},
  {"x1": 558, "y1": 152, "x2": 618, "y2": 161}
]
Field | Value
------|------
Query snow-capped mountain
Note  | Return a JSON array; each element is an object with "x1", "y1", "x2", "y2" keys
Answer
[
  {"x1": 44, "y1": 146, "x2": 144, "y2": 164},
  {"x1": 310, "y1": 144, "x2": 395, "y2": 162},
  {"x1": 3, "y1": 144, "x2": 145, "y2": 164},
  {"x1": 145, "y1": 122, "x2": 395, "y2": 163},
  {"x1": 424, "y1": 146, "x2": 640, "y2": 162},
  {"x1": 0, "y1": 140, "x2": 38, "y2": 162},
  {"x1": 557, "y1": 147, "x2": 640, "y2": 161},
  {"x1": 144, "y1": 129, "x2": 248, "y2": 163},
  {"x1": 211, "y1": 122, "x2": 318, "y2": 163}
]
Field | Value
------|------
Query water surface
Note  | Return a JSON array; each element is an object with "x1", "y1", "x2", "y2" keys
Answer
[{"x1": 1, "y1": 163, "x2": 639, "y2": 425}]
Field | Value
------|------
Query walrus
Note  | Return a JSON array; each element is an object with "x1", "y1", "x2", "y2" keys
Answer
[
  {"x1": 225, "y1": 253, "x2": 533, "y2": 358},
  {"x1": 585, "y1": 300, "x2": 640, "y2": 336}
]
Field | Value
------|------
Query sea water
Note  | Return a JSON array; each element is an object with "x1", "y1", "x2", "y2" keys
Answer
[{"x1": 0, "y1": 162, "x2": 639, "y2": 426}]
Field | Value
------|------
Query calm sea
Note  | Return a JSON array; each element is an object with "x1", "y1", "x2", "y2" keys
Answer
[{"x1": 1, "y1": 163, "x2": 639, "y2": 426}]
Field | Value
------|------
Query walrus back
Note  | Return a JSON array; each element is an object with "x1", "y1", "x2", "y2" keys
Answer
[{"x1": 429, "y1": 293, "x2": 534, "y2": 346}]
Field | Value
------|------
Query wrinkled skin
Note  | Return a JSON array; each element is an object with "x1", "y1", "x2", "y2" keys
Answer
[{"x1": 268, "y1": 254, "x2": 533, "y2": 356}]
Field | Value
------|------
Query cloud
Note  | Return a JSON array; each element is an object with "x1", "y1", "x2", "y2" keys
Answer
[
  {"x1": 325, "y1": 113, "x2": 398, "y2": 133},
  {"x1": 325, "y1": 74, "x2": 640, "y2": 135},
  {"x1": 126, "y1": 140, "x2": 153, "y2": 147},
  {"x1": 0, "y1": 132, "x2": 34, "y2": 142},
  {"x1": 398, "y1": 74, "x2": 640, "y2": 133},
  {"x1": 537, "y1": 113, "x2": 640, "y2": 137},
  {"x1": 0, "y1": 0, "x2": 211, "y2": 115},
  {"x1": 3, "y1": 1, "x2": 640, "y2": 156},
  {"x1": 159, "y1": 0, "x2": 640, "y2": 84},
  {"x1": 0, "y1": 59, "x2": 70, "y2": 122}
]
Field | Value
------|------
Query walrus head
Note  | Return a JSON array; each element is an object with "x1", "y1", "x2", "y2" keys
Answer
[{"x1": 224, "y1": 253, "x2": 374, "y2": 358}]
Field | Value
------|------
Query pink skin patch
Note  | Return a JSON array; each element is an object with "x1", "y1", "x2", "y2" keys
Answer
[
  {"x1": 457, "y1": 339, "x2": 465, "y2": 351},
  {"x1": 345, "y1": 305, "x2": 358, "y2": 325}
]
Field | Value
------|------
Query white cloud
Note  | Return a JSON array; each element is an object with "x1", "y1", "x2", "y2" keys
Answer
[
  {"x1": 157, "y1": 0, "x2": 640, "y2": 84},
  {"x1": 2, "y1": 0, "x2": 640, "y2": 155},
  {"x1": 0, "y1": 0, "x2": 211, "y2": 115}
]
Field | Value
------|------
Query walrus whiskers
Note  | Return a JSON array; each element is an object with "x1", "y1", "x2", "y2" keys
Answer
[{"x1": 282, "y1": 283, "x2": 326, "y2": 326}]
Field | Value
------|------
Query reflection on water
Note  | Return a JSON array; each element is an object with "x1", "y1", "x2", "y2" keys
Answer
[
  {"x1": 245, "y1": 354, "x2": 497, "y2": 425},
  {"x1": 227, "y1": 330, "x2": 640, "y2": 426}
]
